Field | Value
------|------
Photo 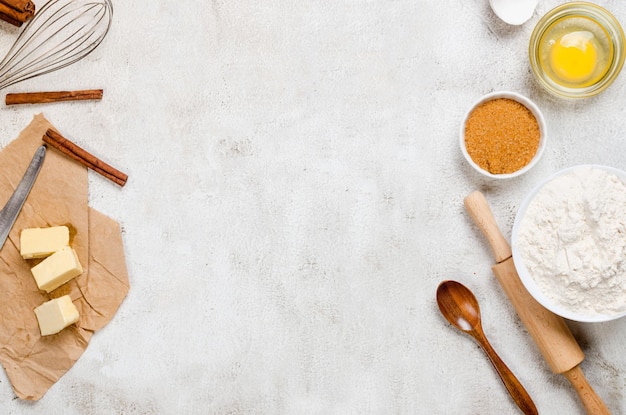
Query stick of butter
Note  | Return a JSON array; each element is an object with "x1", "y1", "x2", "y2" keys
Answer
[
  {"x1": 34, "y1": 295, "x2": 79, "y2": 336},
  {"x1": 20, "y1": 225, "x2": 70, "y2": 259},
  {"x1": 31, "y1": 246, "x2": 83, "y2": 292}
]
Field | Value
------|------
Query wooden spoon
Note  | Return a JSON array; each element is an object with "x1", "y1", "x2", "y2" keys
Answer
[{"x1": 437, "y1": 280, "x2": 538, "y2": 415}]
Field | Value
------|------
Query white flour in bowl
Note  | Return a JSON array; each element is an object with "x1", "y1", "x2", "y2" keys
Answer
[{"x1": 516, "y1": 166, "x2": 626, "y2": 317}]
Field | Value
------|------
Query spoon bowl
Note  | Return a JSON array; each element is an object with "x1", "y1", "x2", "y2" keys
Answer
[
  {"x1": 436, "y1": 279, "x2": 481, "y2": 332},
  {"x1": 436, "y1": 280, "x2": 538, "y2": 415}
]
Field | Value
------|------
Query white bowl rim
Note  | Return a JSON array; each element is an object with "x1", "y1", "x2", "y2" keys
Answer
[
  {"x1": 511, "y1": 164, "x2": 626, "y2": 322},
  {"x1": 460, "y1": 91, "x2": 547, "y2": 179}
]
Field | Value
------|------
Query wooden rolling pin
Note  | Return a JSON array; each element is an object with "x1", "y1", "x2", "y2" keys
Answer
[{"x1": 464, "y1": 191, "x2": 611, "y2": 415}]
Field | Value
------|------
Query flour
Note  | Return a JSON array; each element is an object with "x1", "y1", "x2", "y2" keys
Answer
[{"x1": 515, "y1": 167, "x2": 626, "y2": 317}]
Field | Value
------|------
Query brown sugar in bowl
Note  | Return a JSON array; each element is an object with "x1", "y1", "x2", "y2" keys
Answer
[{"x1": 460, "y1": 91, "x2": 547, "y2": 179}]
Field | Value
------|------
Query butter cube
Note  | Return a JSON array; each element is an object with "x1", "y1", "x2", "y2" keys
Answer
[
  {"x1": 20, "y1": 226, "x2": 70, "y2": 259},
  {"x1": 34, "y1": 295, "x2": 79, "y2": 336},
  {"x1": 31, "y1": 246, "x2": 83, "y2": 292}
]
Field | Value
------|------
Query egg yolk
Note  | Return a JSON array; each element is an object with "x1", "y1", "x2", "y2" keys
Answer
[{"x1": 549, "y1": 31, "x2": 597, "y2": 83}]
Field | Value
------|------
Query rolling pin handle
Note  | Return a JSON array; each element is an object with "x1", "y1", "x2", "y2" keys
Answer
[
  {"x1": 463, "y1": 191, "x2": 512, "y2": 263},
  {"x1": 563, "y1": 365, "x2": 612, "y2": 415}
]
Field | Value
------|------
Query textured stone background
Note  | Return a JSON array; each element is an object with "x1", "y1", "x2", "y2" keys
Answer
[{"x1": 0, "y1": 0, "x2": 624, "y2": 413}]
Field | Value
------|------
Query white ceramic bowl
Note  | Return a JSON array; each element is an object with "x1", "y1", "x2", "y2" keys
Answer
[
  {"x1": 460, "y1": 91, "x2": 547, "y2": 179},
  {"x1": 512, "y1": 165, "x2": 626, "y2": 322}
]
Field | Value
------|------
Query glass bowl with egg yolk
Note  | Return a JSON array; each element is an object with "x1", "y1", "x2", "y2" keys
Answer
[{"x1": 529, "y1": 2, "x2": 625, "y2": 98}]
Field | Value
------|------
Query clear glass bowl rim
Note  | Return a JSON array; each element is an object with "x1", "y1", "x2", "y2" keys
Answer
[{"x1": 529, "y1": 1, "x2": 626, "y2": 98}]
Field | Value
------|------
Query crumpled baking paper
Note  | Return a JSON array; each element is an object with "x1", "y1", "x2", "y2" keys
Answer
[{"x1": 0, "y1": 114, "x2": 129, "y2": 400}]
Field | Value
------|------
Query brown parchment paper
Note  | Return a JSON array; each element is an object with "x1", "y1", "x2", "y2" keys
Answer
[{"x1": 0, "y1": 114, "x2": 130, "y2": 400}]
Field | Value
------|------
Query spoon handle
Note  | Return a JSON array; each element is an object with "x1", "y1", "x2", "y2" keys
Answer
[{"x1": 471, "y1": 330, "x2": 539, "y2": 415}]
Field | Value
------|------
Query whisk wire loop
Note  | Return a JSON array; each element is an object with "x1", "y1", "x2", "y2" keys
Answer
[{"x1": 0, "y1": 0, "x2": 113, "y2": 90}]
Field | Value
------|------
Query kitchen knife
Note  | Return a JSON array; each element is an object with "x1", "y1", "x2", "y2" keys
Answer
[
  {"x1": 0, "y1": 145, "x2": 46, "y2": 250},
  {"x1": 464, "y1": 190, "x2": 611, "y2": 415}
]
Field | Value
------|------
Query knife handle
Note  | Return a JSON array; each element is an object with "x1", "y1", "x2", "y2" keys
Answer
[{"x1": 464, "y1": 191, "x2": 512, "y2": 263}]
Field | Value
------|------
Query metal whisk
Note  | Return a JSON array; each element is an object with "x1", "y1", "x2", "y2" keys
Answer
[{"x1": 0, "y1": 0, "x2": 112, "y2": 90}]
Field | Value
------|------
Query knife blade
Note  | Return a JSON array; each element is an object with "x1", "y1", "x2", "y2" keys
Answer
[{"x1": 0, "y1": 145, "x2": 46, "y2": 250}]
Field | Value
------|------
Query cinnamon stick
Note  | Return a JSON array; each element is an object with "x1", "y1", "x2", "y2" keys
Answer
[
  {"x1": 0, "y1": 0, "x2": 34, "y2": 27},
  {"x1": 0, "y1": 0, "x2": 33, "y2": 11},
  {"x1": 42, "y1": 129, "x2": 128, "y2": 187},
  {"x1": 0, "y1": 10, "x2": 20, "y2": 26},
  {"x1": 6, "y1": 89, "x2": 103, "y2": 105}
]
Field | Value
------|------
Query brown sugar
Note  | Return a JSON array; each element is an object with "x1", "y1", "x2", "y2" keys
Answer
[{"x1": 464, "y1": 98, "x2": 541, "y2": 174}]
